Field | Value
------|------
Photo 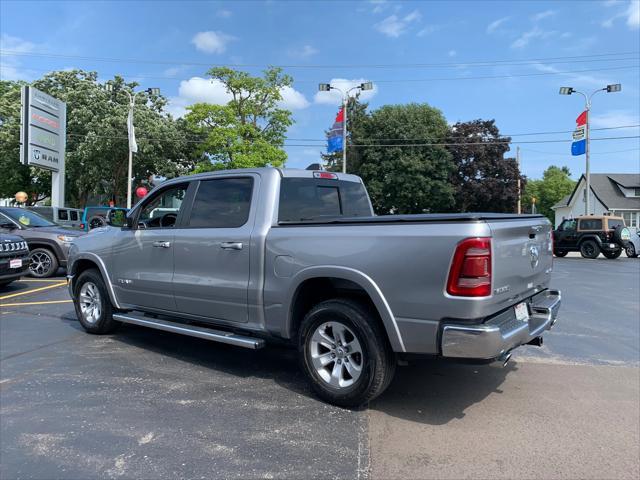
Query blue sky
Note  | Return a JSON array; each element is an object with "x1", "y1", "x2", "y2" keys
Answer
[{"x1": 1, "y1": 0, "x2": 639, "y2": 179}]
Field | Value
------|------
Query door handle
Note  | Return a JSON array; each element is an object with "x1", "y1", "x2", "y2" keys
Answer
[
  {"x1": 153, "y1": 241, "x2": 171, "y2": 248},
  {"x1": 220, "y1": 242, "x2": 243, "y2": 250}
]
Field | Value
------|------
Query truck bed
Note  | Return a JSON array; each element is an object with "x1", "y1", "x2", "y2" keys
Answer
[{"x1": 278, "y1": 213, "x2": 546, "y2": 225}]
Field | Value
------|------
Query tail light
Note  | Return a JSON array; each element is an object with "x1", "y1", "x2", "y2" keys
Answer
[
  {"x1": 446, "y1": 237, "x2": 492, "y2": 297},
  {"x1": 80, "y1": 223, "x2": 85, "y2": 230}
]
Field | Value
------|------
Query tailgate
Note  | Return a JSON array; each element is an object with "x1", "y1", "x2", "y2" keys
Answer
[{"x1": 488, "y1": 217, "x2": 553, "y2": 301}]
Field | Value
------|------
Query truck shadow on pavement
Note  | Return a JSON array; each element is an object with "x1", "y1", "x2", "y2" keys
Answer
[
  {"x1": 370, "y1": 359, "x2": 514, "y2": 425},
  {"x1": 59, "y1": 314, "x2": 514, "y2": 420}
]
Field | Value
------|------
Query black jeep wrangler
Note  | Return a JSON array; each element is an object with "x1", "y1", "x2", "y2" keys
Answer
[{"x1": 553, "y1": 215, "x2": 631, "y2": 259}]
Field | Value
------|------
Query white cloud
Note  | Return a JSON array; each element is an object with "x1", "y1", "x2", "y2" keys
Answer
[
  {"x1": 287, "y1": 44, "x2": 319, "y2": 59},
  {"x1": 370, "y1": 0, "x2": 388, "y2": 14},
  {"x1": 167, "y1": 76, "x2": 309, "y2": 117},
  {"x1": 191, "y1": 31, "x2": 235, "y2": 54},
  {"x1": 417, "y1": 24, "x2": 442, "y2": 36},
  {"x1": 602, "y1": 0, "x2": 640, "y2": 29},
  {"x1": 531, "y1": 10, "x2": 556, "y2": 21},
  {"x1": 532, "y1": 62, "x2": 624, "y2": 88},
  {"x1": 0, "y1": 34, "x2": 36, "y2": 80},
  {"x1": 278, "y1": 85, "x2": 310, "y2": 110},
  {"x1": 487, "y1": 16, "x2": 509, "y2": 33},
  {"x1": 448, "y1": 50, "x2": 457, "y2": 57},
  {"x1": 217, "y1": 9, "x2": 232, "y2": 18},
  {"x1": 375, "y1": 10, "x2": 421, "y2": 37},
  {"x1": 590, "y1": 110, "x2": 640, "y2": 128},
  {"x1": 511, "y1": 27, "x2": 555, "y2": 48},
  {"x1": 314, "y1": 78, "x2": 378, "y2": 106}
]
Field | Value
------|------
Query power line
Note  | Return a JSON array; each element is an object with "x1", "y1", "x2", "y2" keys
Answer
[
  {"x1": 64, "y1": 132, "x2": 639, "y2": 146},
  {"x1": 3, "y1": 63, "x2": 638, "y2": 85},
  {"x1": 1, "y1": 49, "x2": 637, "y2": 69},
  {"x1": 288, "y1": 125, "x2": 640, "y2": 143},
  {"x1": 520, "y1": 147, "x2": 640, "y2": 156}
]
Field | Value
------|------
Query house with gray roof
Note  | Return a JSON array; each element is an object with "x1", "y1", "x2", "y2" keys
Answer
[{"x1": 551, "y1": 173, "x2": 640, "y2": 228}]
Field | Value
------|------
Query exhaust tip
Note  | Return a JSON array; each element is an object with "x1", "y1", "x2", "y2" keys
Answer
[{"x1": 499, "y1": 351, "x2": 512, "y2": 368}]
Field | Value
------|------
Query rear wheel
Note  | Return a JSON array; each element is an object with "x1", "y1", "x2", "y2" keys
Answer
[
  {"x1": 626, "y1": 243, "x2": 638, "y2": 258},
  {"x1": 580, "y1": 240, "x2": 600, "y2": 259},
  {"x1": 602, "y1": 249, "x2": 622, "y2": 259},
  {"x1": 73, "y1": 269, "x2": 120, "y2": 334},
  {"x1": 299, "y1": 299, "x2": 396, "y2": 407},
  {"x1": 28, "y1": 248, "x2": 59, "y2": 278},
  {"x1": 553, "y1": 250, "x2": 568, "y2": 257}
]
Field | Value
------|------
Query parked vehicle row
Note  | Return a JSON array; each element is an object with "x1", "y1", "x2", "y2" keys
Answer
[
  {"x1": 67, "y1": 167, "x2": 561, "y2": 406},
  {"x1": 0, "y1": 207, "x2": 84, "y2": 278}
]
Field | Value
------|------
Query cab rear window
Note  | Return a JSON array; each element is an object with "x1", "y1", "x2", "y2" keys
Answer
[
  {"x1": 278, "y1": 178, "x2": 372, "y2": 222},
  {"x1": 607, "y1": 219, "x2": 624, "y2": 229}
]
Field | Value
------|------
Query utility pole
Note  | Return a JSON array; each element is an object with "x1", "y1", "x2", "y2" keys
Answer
[
  {"x1": 559, "y1": 83, "x2": 621, "y2": 215},
  {"x1": 516, "y1": 146, "x2": 521, "y2": 214}
]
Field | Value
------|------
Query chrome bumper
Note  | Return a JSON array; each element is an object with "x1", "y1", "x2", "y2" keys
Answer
[{"x1": 441, "y1": 289, "x2": 561, "y2": 359}]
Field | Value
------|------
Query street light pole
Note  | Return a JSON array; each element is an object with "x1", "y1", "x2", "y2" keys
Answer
[
  {"x1": 318, "y1": 82, "x2": 373, "y2": 173},
  {"x1": 559, "y1": 84, "x2": 621, "y2": 216},
  {"x1": 105, "y1": 84, "x2": 160, "y2": 209}
]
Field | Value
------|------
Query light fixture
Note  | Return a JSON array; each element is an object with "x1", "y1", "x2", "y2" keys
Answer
[
  {"x1": 606, "y1": 83, "x2": 621, "y2": 93},
  {"x1": 146, "y1": 87, "x2": 160, "y2": 96},
  {"x1": 559, "y1": 87, "x2": 574, "y2": 95},
  {"x1": 360, "y1": 82, "x2": 373, "y2": 91},
  {"x1": 318, "y1": 83, "x2": 331, "y2": 92}
]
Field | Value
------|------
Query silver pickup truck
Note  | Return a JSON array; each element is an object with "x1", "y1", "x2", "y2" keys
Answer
[{"x1": 68, "y1": 168, "x2": 561, "y2": 406}]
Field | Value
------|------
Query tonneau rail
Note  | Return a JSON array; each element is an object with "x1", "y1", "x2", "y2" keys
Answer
[{"x1": 277, "y1": 213, "x2": 545, "y2": 226}]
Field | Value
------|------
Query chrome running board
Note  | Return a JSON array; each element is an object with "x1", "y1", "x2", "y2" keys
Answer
[{"x1": 113, "y1": 313, "x2": 265, "y2": 349}]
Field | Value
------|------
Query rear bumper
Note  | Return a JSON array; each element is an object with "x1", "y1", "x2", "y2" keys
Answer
[{"x1": 441, "y1": 289, "x2": 561, "y2": 359}]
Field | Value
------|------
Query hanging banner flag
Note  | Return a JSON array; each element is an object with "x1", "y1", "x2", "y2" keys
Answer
[
  {"x1": 127, "y1": 108, "x2": 138, "y2": 153},
  {"x1": 327, "y1": 107, "x2": 344, "y2": 154},
  {"x1": 571, "y1": 110, "x2": 587, "y2": 156}
]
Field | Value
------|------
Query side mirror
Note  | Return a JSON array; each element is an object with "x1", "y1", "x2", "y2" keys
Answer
[
  {"x1": 106, "y1": 210, "x2": 127, "y2": 228},
  {"x1": 0, "y1": 220, "x2": 16, "y2": 230}
]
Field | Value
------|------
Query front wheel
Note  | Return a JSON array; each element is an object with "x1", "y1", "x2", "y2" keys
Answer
[
  {"x1": 580, "y1": 240, "x2": 600, "y2": 259},
  {"x1": 299, "y1": 299, "x2": 396, "y2": 407},
  {"x1": 625, "y1": 244, "x2": 638, "y2": 258},
  {"x1": 603, "y1": 249, "x2": 622, "y2": 259},
  {"x1": 73, "y1": 269, "x2": 120, "y2": 334},
  {"x1": 29, "y1": 248, "x2": 59, "y2": 278}
]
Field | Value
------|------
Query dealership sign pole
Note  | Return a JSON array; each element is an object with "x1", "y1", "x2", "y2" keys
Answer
[{"x1": 20, "y1": 86, "x2": 66, "y2": 207}]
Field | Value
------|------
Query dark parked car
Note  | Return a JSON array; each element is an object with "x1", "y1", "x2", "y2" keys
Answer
[
  {"x1": 0, "y1": 233, "x2": 30, "y2": 288},
  {"x1": 553, "y1": 215, "x2": 631, "y2": 259},
  {"x1": 0, "y1": 207, "x2": 85, "y2": 278}
]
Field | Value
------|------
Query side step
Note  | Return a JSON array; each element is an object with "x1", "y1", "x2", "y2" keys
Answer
[{"x1": 112, "y1": 313, "x2": 265, "y2": 349}]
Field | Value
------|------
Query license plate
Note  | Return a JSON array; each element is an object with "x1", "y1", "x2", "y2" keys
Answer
[
  {"x1": 514, "y1": 302, "x2": 529, "y2": 322},
  {"x1": 9, "y1": 259, "x2": 22, "y2": 269}
]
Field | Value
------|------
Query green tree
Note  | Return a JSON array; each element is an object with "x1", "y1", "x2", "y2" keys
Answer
[
  {"x1": 185, "y1": 67, "x2": 293, "y2": 171},
  {"x1": 446, "y1": 119, "x2": 521, "y2": 213},
  {"x1": 347, "y1": 102, "x2": 455, "y2": 214},
  {"x1": 0, "y1": 71, "x2": 195, "y2": 207},
  {"x1": 523, "y1": 165, "x2": 576, "y2": 221}
]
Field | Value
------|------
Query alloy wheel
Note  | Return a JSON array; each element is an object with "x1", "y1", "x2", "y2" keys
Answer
[
  {"x1": 29, "y1": 252, "x2": 53, "y2": 277},
  {"x1": 309, "y1": 321, "x2": 364, "y2": 389},
  {"x1": 79, "y1": 282, "x2": 102, "y2": 324}
]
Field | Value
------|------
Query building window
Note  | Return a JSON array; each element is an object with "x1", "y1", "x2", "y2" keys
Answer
[
  {"x1": 620, "y1": 211, "x2": 638, "y2": 228},
  {"x1": 634, "y1": 188, "x2": 640, "y2": 197}
]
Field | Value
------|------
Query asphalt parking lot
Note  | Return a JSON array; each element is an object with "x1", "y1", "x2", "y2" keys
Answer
[{"x1": 1, "y1": 257, "x2": 639, "y2": 479}]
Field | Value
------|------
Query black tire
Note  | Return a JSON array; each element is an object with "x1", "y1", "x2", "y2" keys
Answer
[
  {"x1": 579, "y1": 240, "x2": 600, "y2": 259},
  {"x1": 553, "y1": 250, "x2": 568, "y2": 257},
  {"x1": 73, "y1": 268, "x2": 120, "y2": 334},
  {"x1": 298, "y1": 298, "x2": 396, "y2": 408},
  {"x1": 28, "y1": 248, "x2": 59, "y2": 278},
  {"x1": 0, "y1": 280, "x2": 13, "y2": 288},
  {"x1": 626, "y1": 243, "x2": 638, "y2": 258},
  {"x1": 88, "y1": 215, "x2": 106, "y2": 230},
  {"x1": 603, "y1": 249, "x2": 622, "y2": 259}
]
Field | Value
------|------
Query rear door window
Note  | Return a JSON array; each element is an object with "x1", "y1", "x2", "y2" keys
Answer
[
  {"x1": 70, "y1": 211, "x2": 79, "y2": 221},
  {"x1": 579, "y1": 218, "x2": 602, "y2": 230},
  {"x1": 58, "y1": 209, "x2": 69, "y2": 220},
  {"x1": 278, "y1": 178, "x2": 371, "y2": 222},
  {"x1": 187, "y1": 178, "x2": 254, "y2": 228}
]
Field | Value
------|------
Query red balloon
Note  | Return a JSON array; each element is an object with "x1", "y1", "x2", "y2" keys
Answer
[{"x1": 136, "y1": 186, "x2": 148, "y2": 198}]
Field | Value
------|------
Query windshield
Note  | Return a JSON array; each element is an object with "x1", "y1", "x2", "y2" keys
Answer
[{"x1": 1, "y1": 207, "x2": 57, "y2": 228}]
